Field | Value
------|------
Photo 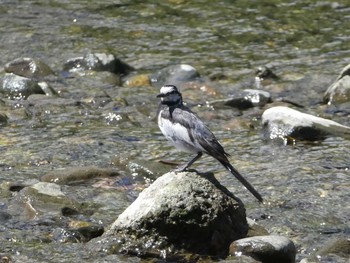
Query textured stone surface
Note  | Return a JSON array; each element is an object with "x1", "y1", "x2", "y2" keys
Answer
[
  {"x1": 262, "y1": 106, "x2": 350, "y2": 142},
  {"x1": 229, "y1": 235, "x2": 296, "y2": 263},
  {"x1": 98, "y1": 171, "x2": 248, "y2": 257}
]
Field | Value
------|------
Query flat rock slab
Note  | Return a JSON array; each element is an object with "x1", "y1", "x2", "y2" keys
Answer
[
  {"x1": 262, "y1": 106, "x2": 350, "y2": 142},
  {"x1": 93, "y1": 171, "x2": 248, "y2": 258}
]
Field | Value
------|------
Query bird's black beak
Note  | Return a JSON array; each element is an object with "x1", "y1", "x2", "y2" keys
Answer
[{"x1": 156, "y1": 93, "x2": 165, "y2": 98}]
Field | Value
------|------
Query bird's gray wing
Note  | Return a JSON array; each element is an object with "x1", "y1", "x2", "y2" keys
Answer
[{"x1": 172, "y1": 106, "x2": 230, "y2": 161}]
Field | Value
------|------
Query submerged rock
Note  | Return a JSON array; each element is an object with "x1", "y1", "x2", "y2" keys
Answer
[
  {"x1": 0, "y1": 112, "x2": 8, "y2": 124},
  {"x1": 5, "y1": 57, "x2": 54, "y2": 78},
  {"x1": 229, "y1": 235, "x2": 296, "y2": 263},
  {"x1": 123, "y1": 74, "x2": 151, "y2": 87},
  {"x1": 317, "y1": 237, "x2": 350, "y2": 259},
  {"x1": 262, "y1": 106, "x2": 350, "y2": 143},
  {"x1": 92, "y1": 171, "x2": 248, "y2": 258},
  {"x1": 63, "y1": 53, "x2": 134, "y2": 76},
  {"x1": 324, "y1": 64, "x2": 350, "y2": 105},
  {"x1": 11, "y1": 182, "x2": 81, "y2": 219},
  {"x1": 0, "y1": 211, "x2": 12, "y2": 222},
  {"x1": 41, "y1": 166, "x2": 120, "y2": 185},
  {"x1": 209, "y1": 89, "x2": 271, "y2": 109},
  {"x1": 255, "y1": 66, "x2": 279, "y2": 81},
  {"x1": 246, "y1": 218, "x2": 269, "y2": 237},
  {"x1": 52, "y1": 224, "x2": 104, "y2": 243}
]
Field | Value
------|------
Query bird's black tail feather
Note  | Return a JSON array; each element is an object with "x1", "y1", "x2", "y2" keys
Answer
[{"x1": 220, "y1": 160, "x2": 263, "y2": 203}]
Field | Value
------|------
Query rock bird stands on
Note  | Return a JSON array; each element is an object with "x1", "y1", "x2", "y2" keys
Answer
[{"x1": 157, "y1": 85, "x2": 263, "y2": 202}]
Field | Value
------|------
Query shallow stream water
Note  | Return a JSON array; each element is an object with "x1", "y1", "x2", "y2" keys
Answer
[{"x1": 0, "y1": 1, "x2": 349, "y2": 262}]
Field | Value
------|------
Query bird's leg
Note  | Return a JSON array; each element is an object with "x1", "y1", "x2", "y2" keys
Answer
[{"x1": 174, "y1": 152, "x2": 203, "y2": 172}]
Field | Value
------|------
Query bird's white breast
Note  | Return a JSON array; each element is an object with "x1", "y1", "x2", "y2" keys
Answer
[{"x1": 158, "y1": 113, "x2": 200, "y2": 153}]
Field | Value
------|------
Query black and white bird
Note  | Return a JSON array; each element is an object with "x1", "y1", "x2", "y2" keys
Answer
[{"x1": 157, "y1": 84, "x2": 263, "y2": 202}]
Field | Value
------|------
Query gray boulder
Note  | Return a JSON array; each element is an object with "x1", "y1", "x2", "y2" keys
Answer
[
  {"x1": 262, "y1": 106, "x2": 350, "y2": 142},
  {"x1": 229, "y1": 235, "x2": 296, "y2": 263},
  {"x1": 94, "y1": 171, "x2": 248, "y2": 257},
  {"x1": 10, "y1": 182, "x2": 81, "y2": 219},
  {"x1": 0, "y1": 73, "x2": 45, "y2": 100},
  {"x1": 5, "y1": 57, "x2": 54, "y2": 78},
  {"x1": 324, "y1": 64, "x2": 350, "y2": 105},
  {"x1": 316, "y1": 237, "x2": 350, "y2": 260},
  {"x1": 150, "y1": 64, "x2": 201, "y2": 88},
  {"x1": 209, "y1": 89, "x2": 271, "y2": 109},
  {"x1": 63, "y1": 53, "x2": 133, "y2": 76}
]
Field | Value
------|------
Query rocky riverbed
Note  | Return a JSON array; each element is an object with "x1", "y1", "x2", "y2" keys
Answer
[{"x1": 0, "y1": 1, "x2": 349, "y2": 263}]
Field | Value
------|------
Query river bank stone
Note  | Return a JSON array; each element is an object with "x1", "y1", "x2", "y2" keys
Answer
[
  {"x1": 92, "y1": 171, "x2": 248, "y2": 258},
  {"x1": 262, "y1": 106, "x2": 350, "y2": 143},
  {"x1": 324, "y1": 64, "x2": 350, "y2": 105},
  {"x1": 5, "y1": 57, "x2": 54, "y2": 78},
  {"x1": 52, "y1": 224, "x2": 104, "y2": 243},
  {"x1": 150, "y1": 64, "x2": 201, "y2": 88},
  {"x1": 0, "y1": 73, "x2": 45, "y2": 100},
  {"x1": 246, "y1": 218, "x2": 269, "y2": 237},
  {"x1": 123, "y1": 74, "x2": 151, "y2": 87},
  {"x1": 0, "y1": 112, "x2": 8, "y2": 124},
  {"x1": 11, "y1": 182, "x2": 81, "y2": 219},
  {"x1": 63, "y1": 52, "x2": 134, "y2": 76},
  {"x1": 229, "y1": 235, "x2": 296, "y2": 263},
  {"x1": 317, "y1": 237, "x2": 350, "y2": 259},
  {"x1": 209, "y1": 89, "x2": 271, "y2": 109}
]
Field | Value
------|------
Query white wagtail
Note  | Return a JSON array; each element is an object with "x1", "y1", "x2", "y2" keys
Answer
[{"x1": 156, "y1": 84, "x2": 263, "y2": 202}]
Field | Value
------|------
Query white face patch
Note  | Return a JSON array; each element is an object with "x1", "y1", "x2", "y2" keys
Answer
[
  {"x1": 159, "y1": 85, "x2": 177, "y2": 95},
  {"x1": 180, "y1": 64, "x2": 195, "y2": 71}
]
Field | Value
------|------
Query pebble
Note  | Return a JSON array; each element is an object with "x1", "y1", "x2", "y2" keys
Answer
[
  {"x1": 229, "y1": 235, "x2": 296, "y2": 263},
  {"x1": 324, "y1": 64, "x2": 350, "y2": 105}
]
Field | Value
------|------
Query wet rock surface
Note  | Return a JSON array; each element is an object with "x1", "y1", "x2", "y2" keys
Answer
[
  {"x1": 63, "y1": 52, "x2": 134, "y2": 76},
  {"x1": 313, "y1": 237, "x2": 350, "y2": 262},
  {"x1": 262, "y1": 106, "x2": 350, "y2": 143},
  {"x1": 41, "y1": 166, "x2": 120, "y2": 185},
  {"x1": 324, "y1": 64, "x2": 350, "y2": 105},
  {"x1": 209, "y1": 89, "x2": 271, "y2": 109},
  {"x1": 229, "y1": 235, "x2": 296, "y2": 263},
  {"x1": 92, "y1": 171, "x2": 248, "y2": 257},
  {"x1": 150, "y1": 64, "x2": 201, "y2": 88},
  {"x1": 4, "y1": 57, "x2": 54, "y2": 78},
  {"x1": 0, "y1": 1, "x2": 349, "y2": 263},
  {"x1": 0, "y1": 73, "x2": 45, "y2": 100}
]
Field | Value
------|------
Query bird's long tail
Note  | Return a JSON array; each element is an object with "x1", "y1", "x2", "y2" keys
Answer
[{"x1": 220, "y1": 160, "x2": 263, "y2": 203}]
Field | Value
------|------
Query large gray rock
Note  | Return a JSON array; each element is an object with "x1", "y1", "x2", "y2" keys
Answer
[
  {"x1": 63, "y1": 53, "x2": 133, "y2": 76},
  {"x1": 324, "y1": 64, "x2": 350, "y2": 105},
  {"x1": 262, "y1": 106, "x2": 350, "y2": 142},
  {"x1": 0, "y1": 73, "x2": 45, "y2": 100},
  {"x1": 229, "y1": 235, "x2": 296, "y2": 263},
  {"x1": 150, "y1": 64, "x2": 201, "y2": 88},
  {"x1": 94, "y1": 171, "x2": 248, "y2": 257},
  {"x1": 5, "y1": 57, "x2": 54, "y2": 78}
]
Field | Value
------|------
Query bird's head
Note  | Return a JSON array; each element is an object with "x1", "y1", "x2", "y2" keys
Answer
[{"x1": 157, "y1": 85, "x2": 183, "y2": 106}]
